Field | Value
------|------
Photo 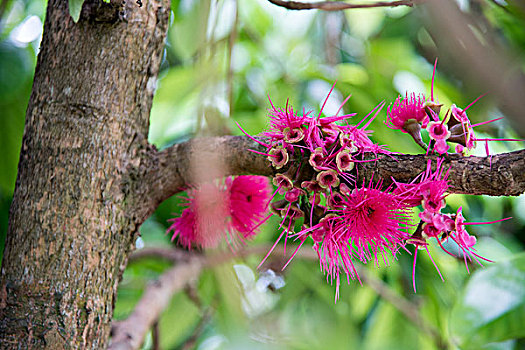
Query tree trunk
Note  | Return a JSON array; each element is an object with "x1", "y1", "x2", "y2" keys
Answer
[{"x1": 0, "y1": 0, "x2": 169, "y2": 347}]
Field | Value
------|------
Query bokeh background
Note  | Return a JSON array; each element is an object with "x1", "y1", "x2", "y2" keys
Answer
[{"x1": 1, "y1": 0, "x2": 525, "y2": 349}]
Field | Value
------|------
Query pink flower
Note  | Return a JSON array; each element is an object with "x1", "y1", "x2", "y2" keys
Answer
[
  {"x1": 283, "y1": 127, "x2": 305, "y2": 143},
  {"x1": 386, "y1": 93, "x2": 429, "y2": 130},
  {"x1": 266, "y1": 100, "x2": 309, "y2": 137},
  {"x1": 393, "y1": 158, "x2": 449, "y2": 208},
  {"x1": 268, "y1": 146, "x2": 289, "y2": 169},
  {"x1": 427, "y1": 120, "x2": 451, "y2": 154},
  {"x1": 309, "y1": 147, "x2": 326, "y2": 171},
  {"x1": 295, "y1": 183, "x2": 413, "y2": 299},
  {"x1": 427, "y1": 121, "x2": 451, "y2": 140},
  {"x1": 284, "y1": 187, "x2": 305, "y2": 203},
  {"x1": 326, "y1": 183, "x2": 412, "y2": 265},
  {"x1": 167, "y1": 182, "x2": 229, "y2": 249},
  {"x1": 335, "y1": 150, "x2": 354, "y2": 172},
  {"x1": 168, "y1": 176, "x2": 272, "y2": 249},
  {"x1": 272, "y1": 173, "x2": 294, "y2": 194},
  {"x1": 316, "y1": 169, "x2": 340, "y2": 189},
  {"x1": 228, "y1": 176, "x2": 272, "y2": 237}
]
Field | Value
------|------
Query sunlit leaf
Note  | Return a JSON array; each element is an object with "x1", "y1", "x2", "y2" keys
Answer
[
  {"x1": 450, "y1": 253, "x2": 525, "y2": 348},
  {"x1": 68, "y1": 0, "x2": 84, "y2": 22}
]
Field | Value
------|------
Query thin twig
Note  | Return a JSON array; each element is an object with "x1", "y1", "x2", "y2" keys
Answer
[
  {"x1": 124, "y1": 244, "x2": 444, "y2": 347},
  {"x1": 152, "y1": 321, "x2": 160, "y2": 350},
  {"x1": 267, "y1": 0, "x2": 413, "y2": 11},
  {"x1": 127, "y1": 247, "x2": 194, "y2": 263},
  {"x1": 109, "y1": 257, "x2": 203, "y2": 350},
  {"x1": 180, "y1": 307, "x2": 215, "y2": 350}
]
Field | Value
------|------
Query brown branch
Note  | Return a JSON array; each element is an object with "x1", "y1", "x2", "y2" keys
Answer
[
  {"x1": 127, "y1": 247, "x2": 194, "y2": 263},
  {"x1": 151, "y1": 321, "x2": 160, "y2": 350},
  {"x1": 180, "y1": 307, "x2": 214, "y2": 350},
  {"x1": 139, "y1": 135, "x2": 525, "y2": 219},
  {"x1": 267, "y1": 0, "x2": 413, "y2": 11},
  {"x1": 109, "y1": 257, "x2": 203, "y2": 350},
  {"x1": 357, "y1": 148, "x2": 525, "y2": 196},
  {"x1": 117, "y1": 245, "x2": 444, "y2": 348}
]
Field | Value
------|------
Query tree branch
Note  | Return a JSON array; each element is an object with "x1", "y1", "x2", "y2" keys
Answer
[
  {"x1": 109, "y1": 257, "x2": 203, "y2": 350},
  {"x1": 267, "y1": 0, "x2": 413, "y2": 11},
  {"x1": 109, "y1": 247, "x2": 261, "y2": 350},
  {"x1": 112, "y1": 245, "x2": 445, "y2": 349},
  {"x1": 140, "y1": 135, "x2": 525, "y2": 217}
]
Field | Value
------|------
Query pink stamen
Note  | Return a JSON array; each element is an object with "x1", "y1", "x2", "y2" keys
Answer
[
  {"x1": 335, "y1": 94, "x2": 352, "y2": 117},
  {"x1": 266, "y1": 184, "x2": 283, "y2": 208},
  {"x1": 412, "y1": 248, "x2": 418, "y2": 293},
  {"x1": 362, "y1": 101, "x2": 385, "y2": 130},
  {"x1": 470, "y1": 116, "x2": 504, "y2": 128},
  {"x1": 436, "y1": 238, "x2": 456, "y2": 257},
  {"x1": 235, "y1": 121, "x2": 270, "y2": 148},
  {"x1": 282, "y1": 239, "x2": 306, "y2": 270},
  {"x1": 310, "y1": 193, "x2": 316, "y2": 227},
  {"x1": 318, "y1": 81, "x2": 337, "y2": 120},
  {"x1": 267, "y1": 94, "x2": 277, "y2": 111},
  {"x1": 244, "y1": 213, "x2": 273, "y2": 237},
  {"x1": 425, "y1": 246, "x2": 444, "y2": 282},
  {"x1": 470, "y1": 250, "x2": 494, "y2": 263},
  {"x1": 278, "y1": 204, "x2": 292, "y2": 231},
  {"x1": 464, "y1": 252, "x2": 470, "y2": 274},
  {"x1": 431, "y1": 58, "x2": 438, "y2": 101},
  {"x1": 476, "y1": 138, "x2": 525, "y2": 142},
  {"x1": 257, "y1": 229, "x2": 286, "y2": 269},
  {"x1": 460, "y1": 217, "x2": 512, "y2": 225},
  {"x1": 440, "y1": 110, "x2": 448, "y2": 126},
  {"x1": 357, "y1": 100, "x2": 384, "y2": 129},
  {"x1": 462, "y1": 93, "x2": 486, "y2": 112}
]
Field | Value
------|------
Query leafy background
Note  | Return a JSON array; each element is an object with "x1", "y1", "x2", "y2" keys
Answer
[{"x1": 1, "y1": 0, "x2": 525, "y2": 349}]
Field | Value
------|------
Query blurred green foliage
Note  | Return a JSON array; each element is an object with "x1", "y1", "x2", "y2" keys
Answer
[{"x1": 2, "y1": 0, "x2": 525, "y2": 349}]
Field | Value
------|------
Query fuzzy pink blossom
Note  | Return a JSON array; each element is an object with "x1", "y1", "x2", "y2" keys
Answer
[
  {"x1": 228, "y1": 176, "x2": 272, "y2": 237},
  {"x1": 331, "y1": 184, "x2": 413, "y2": 264},
  {"x1": 167, "y1": 182, "x2": 229, "y2": 249},
  {"x1": 168, "y1": 176, "x2": 271, "y2": 249},
  {"x1": 292, "y1": 182, "x2": 413, "y2": 299},
  {"x1": 266, "y1": 100, "x2": 309, "y2": 138},
  {"x1": 386, "y1": 93, "x2": 429, "y2": 130}
]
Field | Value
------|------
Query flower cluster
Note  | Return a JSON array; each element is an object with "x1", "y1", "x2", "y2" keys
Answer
[
  {"x1": 240, "y1": 88, "x2": 418, "y2": 297},
  {"x1": 168, "y1": 60, "x2": 516, "y2": 300},
  {"x1": 237, "y1": 70, "x2": 516, "y2": 299},
  {"x1": 167, "y1": 176, "x2": 271, "y2": 249}
]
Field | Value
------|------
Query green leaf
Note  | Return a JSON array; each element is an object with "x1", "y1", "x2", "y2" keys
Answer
[
  {"x1": 450, "y1": 253, "x2": 525, "y2": 348},
  {"x1": 68, "y1": 0, "x2": 84, "y2": 23},
  {"x1": 170, "y1": 0, "x2": 211, "y2": 61}
]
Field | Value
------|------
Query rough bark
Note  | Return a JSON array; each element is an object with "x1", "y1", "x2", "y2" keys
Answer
[{"x1": 0, "y1": 0, "x2": 170, "y2": 348}]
